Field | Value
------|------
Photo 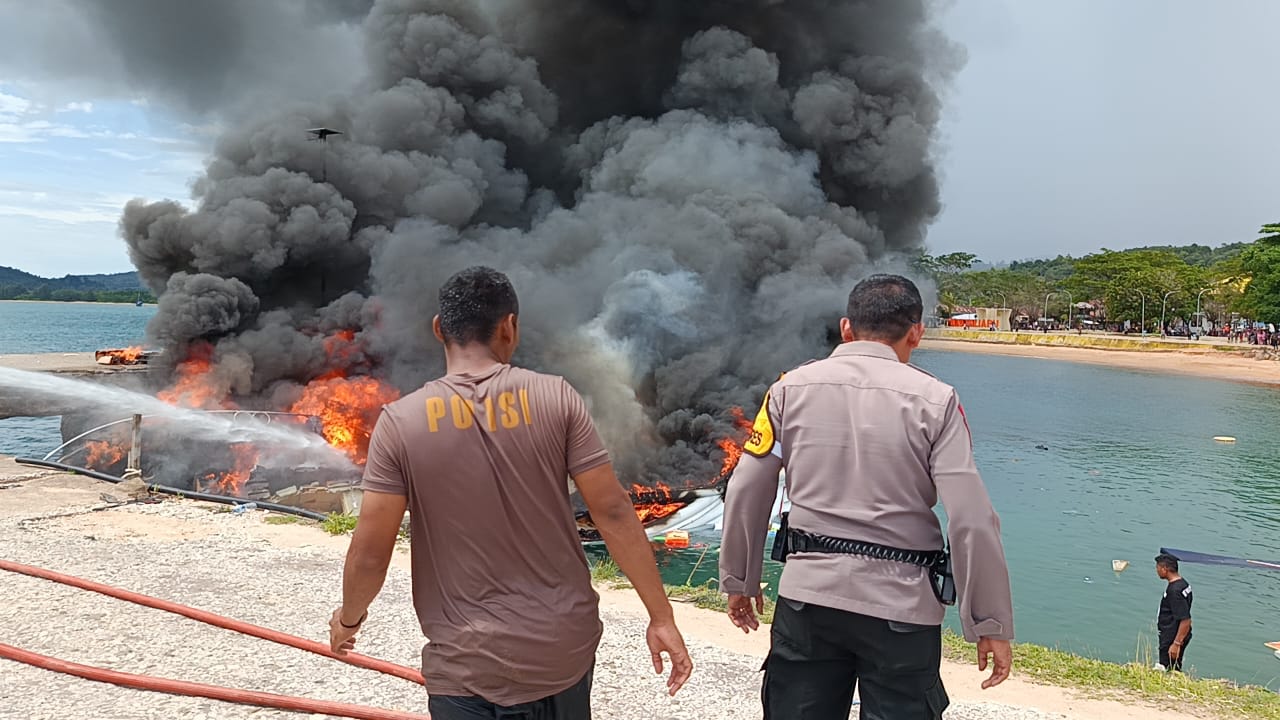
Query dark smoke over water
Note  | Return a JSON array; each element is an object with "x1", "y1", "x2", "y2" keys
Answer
[{"x1": 120, "y1": 0, "x2": 961, "y2": 487}]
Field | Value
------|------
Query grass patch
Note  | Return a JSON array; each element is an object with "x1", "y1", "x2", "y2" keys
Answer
[
  {"x1": 588, "y1": 559, "x2": 776, "y2": 623},
  {"x1": 589, "y1": 549, "x2": 1276, "y2": 717},
  {"x1": 664, "y1": 580, "x2": 776, "y2": 624},
  {"x1": 591, "y1": 558, "x2": 622, "y2": 583},
  {"x1": 264, "y1": 515, "x2": 302, "y2": 525},
  {"x1": 322, "y1": 512, "x2": 358, "y2": 535},
  {"x1": 942, "y1": 631, "x2": 1280, "y2": 720},
  {"x1": 316, "y1": 512, "x2": 410, "y2": 540}
]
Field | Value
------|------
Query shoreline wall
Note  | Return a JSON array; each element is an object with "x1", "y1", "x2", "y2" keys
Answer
[{"x1": 925, "y1": 328, "x2": 1247, "y2": 353}]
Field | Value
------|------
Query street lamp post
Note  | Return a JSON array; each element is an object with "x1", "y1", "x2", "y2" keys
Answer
[
  {"x1": 1160, "y1": 290, "x2": 1177, "y2": 336},
  {"x1": 1195, "y1": 288, "x2": 1212, "y2": 332},
  {"x1": 1133, "y1": 290, "x2": 1147, "y2": 335},
  {"x1": 1061, "y1": 290, "x2": 1075, "y2": 329},
  {"x1": 1044, "y1": 292, "x2": 1057, "y2": 328},
  {"x1": 306, "y1": 127, "x2": 344, "y2": 183},
  {"x1": 993, "y1": 292, "x2": 1007, "y2": 330}
]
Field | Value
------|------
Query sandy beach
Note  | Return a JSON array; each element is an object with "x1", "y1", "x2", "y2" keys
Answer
[
  {"x1": 0, "y1": 351, "x2": 155, "y2": 378},
  {"x1": 921, "y1": 336, "x2": 1280, "y2": 387},
  {"x1": 0, "y1": 458, "x2": 1216, "y2": 720},
  {"x1": 0, "y1": 352, "x2": 108, "y2": 374}
]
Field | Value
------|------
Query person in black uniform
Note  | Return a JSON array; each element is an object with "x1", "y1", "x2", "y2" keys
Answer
[{"x1": 1154, "y1": 553, "x2": 1193, "y2": 671}]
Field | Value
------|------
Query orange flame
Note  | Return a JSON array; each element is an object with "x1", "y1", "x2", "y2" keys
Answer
[
  {"x1": 634, "y1": 502, "x2": 685, "y2": 525},
  {"x1": 158, "y1": 343, "x2": 230, "y2": 409},
  {"x1": 96, "y1": 346, "x2": 146, "y2": 365},
  {"x1": 320, "y1": 329, "x2": 360, "y2": 374},
  {"x1": 628, "y1": 482, "x2": 684, "y2": 524},
  {"x1": 289, "y1": 375, "x2": 400, "y2": 464},
  {"x1": 717, "y1": 406, "x2": 752, "y2": 478},
  {"x1": 201, "y1": 443, "x2": 259, "y2": 496},
  {"x1": 718, "y1": 438, "x2": 744, "y2": 477},
  {"x1": 83, "y1": 440, "x2": 126, "y2": 469}
]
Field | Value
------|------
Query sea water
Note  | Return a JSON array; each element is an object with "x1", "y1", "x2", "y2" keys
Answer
[{"x1": 1, "y1": 301, "x2": 1278, "y2": 688}]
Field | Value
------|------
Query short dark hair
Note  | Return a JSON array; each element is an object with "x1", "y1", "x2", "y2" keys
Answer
[
  {"x1": 1155, "y1": 554, "x2": 1179, "y2": 572},
  {"x1": 846, "y1": 274, "x2": 924, "y2": 341},
  {"x1": 437, "y1": 266, "x2": 519, "y2": 345}
]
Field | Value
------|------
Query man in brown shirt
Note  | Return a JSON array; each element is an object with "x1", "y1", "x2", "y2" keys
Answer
[
  {"x1": 720, "y1": 274, "x2": 1013, "y2": 719},
  {"x1": 328, "y1": 266, "x2": 692, "y2": 718}
]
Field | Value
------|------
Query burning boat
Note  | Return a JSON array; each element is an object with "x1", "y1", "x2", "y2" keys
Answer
[
  {"x1": 53, "y1": 342, "x2": 749, "y2": 525},
  {"x1": 49, "y1": 407, "x2": 363, "y2": 514},
  {"x1": 94, "y1": 347, "x2": 160, "y2": 366},
  {"x1": 575, "y1": 482, "x2": 727, "y2": 543}
]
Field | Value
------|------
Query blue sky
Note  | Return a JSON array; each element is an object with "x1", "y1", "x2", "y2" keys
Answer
[
  {"x1": 931, "y1": 1, "x2": 1280, "y2": 265},
  {"x1": 2, "y1": 1, "x2": 1279, "y2": 277},
  {"x1": 0, "y1": 88, "x2": 208, "y2": 277}
]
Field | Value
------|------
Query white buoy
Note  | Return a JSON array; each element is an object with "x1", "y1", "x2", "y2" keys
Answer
[
  {"x1": 1213, "y1": 436, "x2": 1237, "y2": 443},
  {"x1": 1112, "y1": 560, "x2": 1129, "y2": 573}
]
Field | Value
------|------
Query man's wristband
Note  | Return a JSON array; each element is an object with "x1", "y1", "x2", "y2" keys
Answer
[{"x1": 339, "y1": 611, "x2": 367, "y2": 629}]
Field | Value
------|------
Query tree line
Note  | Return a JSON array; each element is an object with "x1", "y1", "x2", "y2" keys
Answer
[
  {"x1": 0, "y1": 285, "x2": 156, "y2": 304},
  {"x1": 917, "y1": 224, "x2": 1280, "y2": 330}
]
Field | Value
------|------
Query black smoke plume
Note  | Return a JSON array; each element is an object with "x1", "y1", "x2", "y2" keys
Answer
[{"x1": 119, "y1": 0, "x2": 960, "y2": 487}]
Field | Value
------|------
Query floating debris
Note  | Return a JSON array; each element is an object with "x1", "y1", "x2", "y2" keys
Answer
[{"x1": 1112, "y1": 560, "x2": 1130, "y2": 573}]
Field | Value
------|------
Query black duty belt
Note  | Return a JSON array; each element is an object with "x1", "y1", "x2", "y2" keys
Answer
[{"x1": 770, "y1": 513, "x2": 956, "y2": 606}]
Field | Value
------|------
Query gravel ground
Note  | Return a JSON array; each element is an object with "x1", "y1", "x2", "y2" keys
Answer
[{"x1": 0, "y1": 474, "x2": 1067, "y2": 720}]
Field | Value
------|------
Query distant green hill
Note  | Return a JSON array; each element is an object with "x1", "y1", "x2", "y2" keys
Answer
[
  {"x1": 0, "y1": 266, "x2": 152, "y2": 303},
  {"x1": 1005, "y1": 242, "x2": 1249, "y2": 273}
]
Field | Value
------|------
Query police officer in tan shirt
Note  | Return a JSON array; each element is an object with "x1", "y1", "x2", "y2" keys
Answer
[
  {"x1": 328, "y1": 267, "x2": 692, "y2": 718},
  {"x1": 720, "y1": 274, "x2": 1013, "y2": 719}
]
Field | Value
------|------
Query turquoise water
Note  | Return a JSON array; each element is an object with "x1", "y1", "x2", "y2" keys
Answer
[
  {"x1": 598, "y1": 350, "x2": 1280, "y2": 690},
  {"x1": 0, "y1": 415, "x2": 62, "y2": 458},
  {"x1": 1, "y1": 301, "x2": 1278, "y2": 687},
  {"x1": 0, "y1": 300, "x2": 155, "y2": 354},
  {"x1": 0, "y1": 300, "x2": 155, "y2": 458}
]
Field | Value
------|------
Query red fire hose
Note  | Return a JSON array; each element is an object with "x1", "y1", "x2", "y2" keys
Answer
[
  {"x1": 0, "y1": 559, "x2": 425, "y2": 685},
  {"x1": 0, "y1": 643, "x2": 429, "y2": 720},
  {"x1": 0, "y1": 559, "x2": 430, "y2": 719}
]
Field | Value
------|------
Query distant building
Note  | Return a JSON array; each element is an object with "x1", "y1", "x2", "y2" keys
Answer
[{"x1": 946, "y1": 307, "x2": 1010, "y2": 331}]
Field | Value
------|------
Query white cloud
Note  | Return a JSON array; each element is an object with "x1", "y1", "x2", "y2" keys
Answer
[
  {"x1": 97, "y1": 148, "x2": 150, "y2": 161},
  {"x1": 0, "y1": 180, "x2": 144, "y2": 227},
  {"x1": 58, "y1": 101, "x2": 94, "y2": 113},
  {"x1": 12, "y1": 145, "x2": 87, "y2": 162},
  {"x1": 0, "y1": 91, "x2": 31, "y2": 116},
  {"x1": 0, "y1": 120, "x2": 152, "y2": 144},
  {"x1": 39, "y1": 122, "x2": 90, "y2": 139},
  {"x1": 0, "y1": 122, "x2": 41, "y2": 143},
  {"x1": 0, "y1": 203, "x2": 119, "y2": 225},
  {"x1": 0, "y1": 187, "x2": 51, "y2": 203},
  {"x1": 178, "y1": 121, "x2": 225, "y2": 139}
]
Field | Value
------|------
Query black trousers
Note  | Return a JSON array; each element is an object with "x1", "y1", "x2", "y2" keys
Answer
[
  {"x1": 763, "y1": 597, "x2": 949, "y2": 720},
  {"x1": 428, "y1": 667, "x2": 593, "y2": 720},
  {"x1": 1158, "y1": 634, "x2": 1191, "y2": 672}
]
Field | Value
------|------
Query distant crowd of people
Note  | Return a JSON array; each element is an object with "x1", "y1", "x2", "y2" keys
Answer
[{"x1": 1222, "y1": 326, "x2": 1278, "y2": 346}]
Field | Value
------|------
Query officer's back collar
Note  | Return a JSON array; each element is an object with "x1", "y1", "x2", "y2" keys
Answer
[{"x1": 830, "y1": 340, "x2": 901, "y2": 362}]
